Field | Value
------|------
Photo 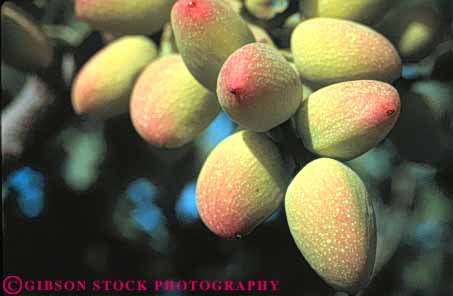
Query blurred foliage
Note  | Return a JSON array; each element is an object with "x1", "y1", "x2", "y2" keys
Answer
[
  {"x1": 2, "y1": 0, "x2": 453, "y2": 295},
  {"x1": 58, "y1": 124, "x2": 106, "y2": 191}
]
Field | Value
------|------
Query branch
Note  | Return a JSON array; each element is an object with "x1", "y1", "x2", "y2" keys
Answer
[
  {"x1": 268, "y1": 119, "x2": 317, "y2": 175},
  {"x1": 2, "y1": 76, "x2": 55, "y2": 161}
]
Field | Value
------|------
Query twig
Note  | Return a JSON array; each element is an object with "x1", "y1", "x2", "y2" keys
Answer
[
  {"x1": 268, "y1": 119, "x2": 317, "y2": 175},
  {"x1": 280, "y1": 49, "x2": 294, "y2": 63},
  {"x1": 1, "y1": 76, "x2": 55, "y2": 161}
]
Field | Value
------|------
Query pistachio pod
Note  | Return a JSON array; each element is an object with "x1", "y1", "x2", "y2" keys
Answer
[
  {"x1": 378, "y1": 5, "x2": 442, "y2": 62},
  {"x1": 1, "y1": 2, "x2": 53, "y2": 72},
  {"x1": 171, "y1": 0, "x2": 255, "y2": 91},
  {"x1": 197, "y1": 130, "x2": 289, "y2": 238},
  {"x1": 75, "y1": 0, "x2": 175, "y2": 35},
  {"x1": 300, "y1": 0, "x2": 393, "y2": 24},
  {"x1": 286, "y1": 158, "x2": 376, "y2": 293},
  {"x1": 131, "y1": 55, "x2": 220, "y2": 148},
  {"x1": 217, "y1": 43, "x2": 302, "y2": 132},
  {"x1": 295, "y1": 80, "x2": 400, "y2": 160},
  {"x1": 72, "y1": 36, "x2": 157, "y2": 118},
  {"x1": 291, "y1": 18, "x2": 401, "y2": 88}
]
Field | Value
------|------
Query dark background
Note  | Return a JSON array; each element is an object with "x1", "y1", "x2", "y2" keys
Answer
[{"x1": 2, "y1": 0, "x2": 453, "y2": 295}]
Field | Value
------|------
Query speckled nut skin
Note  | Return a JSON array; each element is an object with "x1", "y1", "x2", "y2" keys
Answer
[
  {"x1": 197, "y1": 130, "x2": 289, "y2": 238},
  {"x1": 75, "y1": 0, "x2": 175, "y2": 35},
  {"x1": 300, "y1": 0, "x2": 393, "y2": 24},
  {"x1": 1, "y1": 2, "x2": 53, "y2": 72},
  {"x1": 130, "y1": 55, "x2": 220, "y2": 148},
  {"x1": 217, "y1": 43, "x2": 302, "y2": 132},
  {"x1": 295, "y1": 80, "x2": 400, "y2": 160},
  {"x1": 291, "y1": 18, "x2": 401, "y2": 88},
  {"x1": 72, "y1": 36, "x2": 157, "y2": 118},
  {"x1": 171, "y1": 0, "x2": 255, "y2": 91},
  {"x1": 285, "y1": 158, "x2": 376, "y2": 294}
]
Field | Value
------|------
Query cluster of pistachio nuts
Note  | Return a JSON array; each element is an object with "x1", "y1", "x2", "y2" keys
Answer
[{"x1": 3, "y1": 0, "x2": 449, "y2": 294}]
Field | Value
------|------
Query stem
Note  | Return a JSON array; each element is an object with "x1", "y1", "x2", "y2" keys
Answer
[
  {"x1": 159, "y1": 23, "x2": 178, "y2": 57},
  {"x1": 268, "y1": 119, "x2": 317, "y2": 175},
  {"x1": 1, "y1": 76, "x2": 55, "y2": 160},
  {"x1": 279, "y1": 49, "x2": 294, "y2": 63}
]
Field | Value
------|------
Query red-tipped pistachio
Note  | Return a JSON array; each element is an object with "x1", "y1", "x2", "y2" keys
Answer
[
  {"x1": 171, "y1": 0, "x2": 255, "y2": 91},
  {"x1": 295, "y1": 80, "x2": 400, "y2": 160},
  {"x1": 72, "y1": 36, "x2": 157, "y2": 118},
  {"x1": 291, "y1": 18, "x2": 401, "y2": 88},
  {"x1": 286, "y1": 158, "x2": 376, "y2": 293},
  {"x1": 131, "y1": 55, "x2": 220, "y2": 148},
  {"x1": 217, "y1": 43, "x2": 302, "y2": 132},
  {"x1": 75, "y1": 0, "x2": 175, "y2": 35},
  {"x1": 197, "y1": 130, "x2": 289, "y2": 238}
]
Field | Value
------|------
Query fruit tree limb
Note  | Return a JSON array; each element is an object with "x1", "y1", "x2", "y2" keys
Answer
[{"x1": 2, "y1": 76, "x2": 55, "y2": 161}]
